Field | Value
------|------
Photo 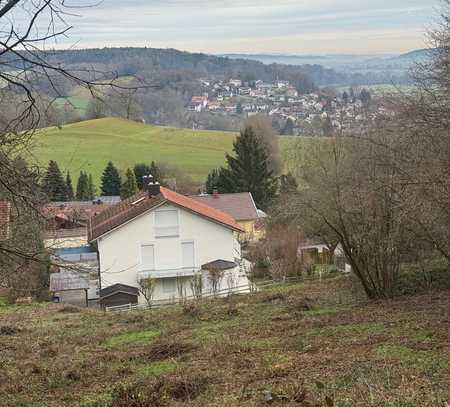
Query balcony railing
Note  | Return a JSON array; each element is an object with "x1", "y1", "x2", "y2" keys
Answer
[{"x1": 138, "y1": 267, "x2": 199, "y2": 279}]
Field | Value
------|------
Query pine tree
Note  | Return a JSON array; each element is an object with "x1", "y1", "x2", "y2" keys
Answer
[
  {"x1": 101, "y1": 161, "x2": 121, "y2": 196},
  {"x1": 149, "y1": 161, "x2": 163, "y2": 183},
  {"x1": 65, "y1": 171, "x2": 74, "y2": 201},
  {"x1": 121, "y1": 168, "x2": 138, "y2": 199},
  {"x1": 342, "y1": 91, "x2": 349, "y2": 104},
  {"x1": 133, "y1": 163, "x2": 151, "y2": 189},
  {"x1": 217, "y1": 127, "x2": 277, "y2": 210},
  {"x1": 87, "y1": 174, "x2": 96, "y2": 200},
  {"x1": 282, "y1": 118, "x2": 294, "y2": 135},
  {"x1": 205, "y1": 168, "x2": 221, "y2": 194},
  {"x1": 76, "y1": 171, "x2": 89, "y2": 201},
  {"x1": 280, "y1": 172, "x2": 298, "y2": 194},
  {"x1": 42, "y1": 160, "x2": 67, "y2": 201}
]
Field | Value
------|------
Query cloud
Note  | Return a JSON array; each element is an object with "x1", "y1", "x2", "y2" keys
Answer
[{"x1": 22, "y1": 0, "x2": 440, "y2": 54}]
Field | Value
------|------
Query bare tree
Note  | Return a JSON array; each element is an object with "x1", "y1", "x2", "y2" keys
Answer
[
  {"x1": 279, "y1": 2, "x2": 450, "y2": 299},
  {"x1": 0, "y1": 1, "x2": 146, "y2": 286}
]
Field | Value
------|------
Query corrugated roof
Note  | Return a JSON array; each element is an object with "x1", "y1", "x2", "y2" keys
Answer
[
  {"x1": 190, "y1": 192, "x2": 259, "y2": 221},
  {"x1": 88, "y1": 187, "x2": 244, "y2": 241},
  {"x1": 50, "y1": 272, "x2": 89, "y2": 292}
]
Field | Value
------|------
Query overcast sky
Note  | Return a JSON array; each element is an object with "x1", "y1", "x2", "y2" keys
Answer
[{"x1": 29, "y1": 0, "x2": 442, "y2": 55}]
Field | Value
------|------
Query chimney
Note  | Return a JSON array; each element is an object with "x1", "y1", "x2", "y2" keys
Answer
[
  {"x1": 142, "y1": 174, "x2": 154, "y2": 190},
  {"x1": 148, "y1": 182, "x2": 161, "y2": 197},
  {"x1": 142, "y1": 174, "x2": 161, "y2": 196},
  {"x1": 212, "y1": 187, "x2": 219, "y2": 198}
]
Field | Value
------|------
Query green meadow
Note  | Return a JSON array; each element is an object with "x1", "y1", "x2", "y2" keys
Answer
[{"x1": 32, "y1": 117, "x2": 298, "y2": 185}]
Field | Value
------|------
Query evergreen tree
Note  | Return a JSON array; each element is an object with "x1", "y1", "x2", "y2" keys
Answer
[
  {"x1": 216, "y1": 127, "x2": 277, "y2": 210},
  {"x1": 65, "y1": 171, "x2": 74, "y2": 201},
  {"x1": 150, "y1": 161, "x2": 163, "y2": 183},
  {"x1": 121, "y1": 168, "x2": 138, "y2": 199},
  {"x1": 42, "y1": 160, "x2": 67, "y2": 201},
  {"x1": 205, "y1": 168, "x2": 221, "y2": 194},
  {"x1": 101, "y1": 161, "x2": 121, "y2": 196},
  {"x1": 322, "y1": 116, "x2": 333, "y2": 136},
  {"x1": 87, "y1": 174, "x2": 96, "y2": 200},
  {"x1": 76, "y1": 171, "x2": 89, "y2": 201},
  {"x1": 281, "y1": 118, "x2": 294, "y2": 135},
  {"x1": 349, "y1": 87, "x2": 355, "y2": 102},
  {"x1": 280, "y1": 172, "x2": 298, "y2": 194},
  {"x1": 342, "y1": 91, "x2": 349, "y2": 104},
  {"x1": 360, "y1": 88, "x2": 372, "y2": 108},
  {"x1": 133, "y1": 163, "x2": 151, "y2": 189}
]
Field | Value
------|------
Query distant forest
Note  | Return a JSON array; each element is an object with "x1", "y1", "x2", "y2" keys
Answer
[
  {"x1": 44, "y1": 47, "x2": 348, "y2": 89},
  {"x1": 0, "y1": 47, "x2": 368, "y2": 132}
]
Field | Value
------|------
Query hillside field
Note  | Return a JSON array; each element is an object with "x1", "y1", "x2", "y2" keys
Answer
[
  {"x1": 32, "y1": 118, "x2": 297, "y2": 185},
  {"x1": 1, "y1": 278, "x2": 449, "y2": 406}
]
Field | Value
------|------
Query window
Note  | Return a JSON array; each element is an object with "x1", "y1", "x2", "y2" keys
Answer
[
  {"x1": 140, "y1": 244, "x2": 154, "y2": 271},
  {"x1": 162, "y1": 277, "x2": 176, "y2": 293},
  {"x1": 155, "y1": 209, "x2": 179, "y2": 237},
  {"x1": 182, "y1": 241, "x2": 195, "y2": 269}
]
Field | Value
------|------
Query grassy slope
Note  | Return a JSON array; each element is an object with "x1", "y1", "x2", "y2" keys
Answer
[
  {"x1": 32, "y1": 118, "x2": 295, "y2": 184},
  {"x1": 54, "y1": 97, "x2": 90, "y2": 115},
  {"x1": 1, "y1": 278, "x2": 449, "y2": 406}
]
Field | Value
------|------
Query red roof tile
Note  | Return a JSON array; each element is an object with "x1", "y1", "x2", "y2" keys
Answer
[
  {"x1": 190, "y1": 192, "x2": 259, "y2": 221},
  {"x1": 88, "y1": 187, "x2": 243, "y2": 241},
  {"x1": 160, "y1": 187, "x2": 243, "y2": 232}
]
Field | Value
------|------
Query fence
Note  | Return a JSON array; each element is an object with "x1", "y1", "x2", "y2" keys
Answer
[{"x1": 104, "y1": 277, "x2": 303, "y2": 313}]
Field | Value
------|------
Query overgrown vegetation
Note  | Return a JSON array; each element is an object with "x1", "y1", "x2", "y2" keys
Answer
[{"x1": 0, "y1": 278, "x2": 448, "y2": 406}]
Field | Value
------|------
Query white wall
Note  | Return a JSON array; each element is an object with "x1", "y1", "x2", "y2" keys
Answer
[{"x1": 98, "y1": 203, "x2": 246, "y2": 303}]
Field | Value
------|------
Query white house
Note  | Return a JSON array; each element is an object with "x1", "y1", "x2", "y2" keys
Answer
[{"x1": 88, "y1": 180, "x2": 250, "y2": 308}]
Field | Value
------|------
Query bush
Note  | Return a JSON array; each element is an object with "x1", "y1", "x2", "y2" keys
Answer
[{"x1": 396, "y1": 258, "x2": 450, "y2": 295}]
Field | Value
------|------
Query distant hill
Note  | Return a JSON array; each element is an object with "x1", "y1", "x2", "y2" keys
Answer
[
  {"x1": 32, "y1": 118, "x2": 297, "y2": 186},
  {"x1": 222, "y1": 48, "x2": 434, "y2": 86},
  {"x1": 37, "y1": 47, "x2": 357, "y2": 89}
]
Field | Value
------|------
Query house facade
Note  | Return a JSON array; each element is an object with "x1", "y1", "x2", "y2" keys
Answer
[{"x1": 89, "y1": 182, "x2": 250, "y2": 307}]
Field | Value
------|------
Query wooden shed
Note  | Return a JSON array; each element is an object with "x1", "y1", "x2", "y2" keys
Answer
[{"x1": 99, "y1": 284, "x2": 139, "y2": 309}]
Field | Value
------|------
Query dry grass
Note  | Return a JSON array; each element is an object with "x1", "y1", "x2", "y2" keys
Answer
[{"x1": 0, "y1": 276, "x2": 449, "y2": 406}]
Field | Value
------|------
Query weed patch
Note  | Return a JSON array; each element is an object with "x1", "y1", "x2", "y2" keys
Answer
[
  {"x1": 133, "y1": 339, "x2": 196, "y2": 362},
  {"x1": 0, "y1": 325, "x2": 21, "y2": 335},
  {"x1": 111, "y1": 371, "x2": 210, "y2": 406},
  {"x1": 103, "y1": 330, "x2": 160, "y2": 348},
  {"x1": 138, "y1": 361, "x2": 177, "y2": 377}
]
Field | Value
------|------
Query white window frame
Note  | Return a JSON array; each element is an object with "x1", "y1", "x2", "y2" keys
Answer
[
  {"x1": 162, "y1": 277, "x2": 177, "y2": 294},
  {"x1": 139, "y1": 242, "x2": 155, "y2": 272},
  {"x1": 181, "y1": 240, "x2": 195, "y2": 271},
  {"x1": 154, "y1": 208, "x2": 179, "y2": 238}
]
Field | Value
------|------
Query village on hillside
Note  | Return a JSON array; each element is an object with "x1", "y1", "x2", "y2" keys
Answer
[{"x1": 188, "y1": 78, "x2": 379, "y2": 134}]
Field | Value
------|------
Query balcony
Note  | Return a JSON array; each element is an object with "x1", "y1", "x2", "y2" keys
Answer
[{"x1": 138, "y1": 267, "x2": 199, "y2": 279}]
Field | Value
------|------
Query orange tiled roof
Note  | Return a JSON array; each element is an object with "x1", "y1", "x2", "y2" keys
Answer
[{"x1": 88, "y1": 187, "x2": 243, "y2": 241}]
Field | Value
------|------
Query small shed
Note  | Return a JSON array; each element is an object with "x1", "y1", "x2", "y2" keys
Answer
[
  {"x1": 99, "y1": 284, "x2": 139, "y2": 309},
  {"x1": 50, "y1": 272, "x2": 90, "y2": 307}
]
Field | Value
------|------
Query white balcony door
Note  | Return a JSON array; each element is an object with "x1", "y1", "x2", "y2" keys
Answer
[{"x1": 182, "y1": 241, "x2": 195, "y2": 271}]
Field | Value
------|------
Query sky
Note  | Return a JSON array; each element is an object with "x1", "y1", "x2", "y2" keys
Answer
[{"x1": 15, "y1": 0, "x2": 443, "y2": 55}]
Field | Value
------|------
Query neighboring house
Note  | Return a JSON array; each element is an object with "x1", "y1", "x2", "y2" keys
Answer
[
  {"x1": 88, "y1": 182, "x2": 250, "y2": 308},
  {"x1": 43, "y1": 198, "x2": 117, "y2": 249},
  {"x1": 298, "y1": 242, "x2": 351, "y2": 274},
  {"x1": 44, "y1": 199, "x2": 117, "y2": 307},
  {"x1": 0, "y1": 201, "x2": 11, "y2": 241},
  {"x1": 190, "y1": 191, "x2": 266, "y2": 242}
]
